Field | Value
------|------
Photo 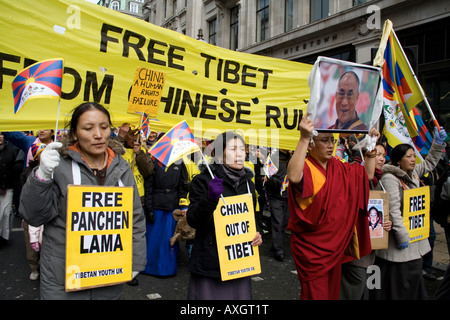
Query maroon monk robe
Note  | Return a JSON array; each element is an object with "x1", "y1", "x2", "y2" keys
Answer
[{"x1": 287, "y1": 155, "x2": 372, "y2": 283}]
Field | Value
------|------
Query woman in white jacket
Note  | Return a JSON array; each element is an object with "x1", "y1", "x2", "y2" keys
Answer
[{"x1": 373, "y1": 126, "x2": 447, "y2": 300}]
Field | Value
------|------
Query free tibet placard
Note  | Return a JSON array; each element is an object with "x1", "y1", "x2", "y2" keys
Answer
[
  {"x1": 65, "y1": 185, "x2": 133, "y2": 291},
  {"x1": 213, "y1": 194, "x2": 261, "y2": 281},
  {"x1": 403, "y1": 186, "x2": 430, "y2": 243}
]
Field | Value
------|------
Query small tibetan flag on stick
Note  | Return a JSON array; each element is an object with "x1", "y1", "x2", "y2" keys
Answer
[
  {"x1": 263, "y1": 154, "x2": 278, "y2": 178},
  {"x1": 149, "y1": 120, "x2": 200, "y2": 171},
  {"x1": 11, "y1": 58, "x2": 64, "y2": 134}
]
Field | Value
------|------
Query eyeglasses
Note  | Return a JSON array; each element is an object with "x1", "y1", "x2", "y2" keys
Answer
[
  {"x1": 316, "y1": 137, "x2": 336, "y2": 145},
  {"x1": 336, "y1": 91, "x2": 355, "y2": 101}
]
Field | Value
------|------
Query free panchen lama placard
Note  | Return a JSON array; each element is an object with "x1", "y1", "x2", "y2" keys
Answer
[
  {"x1": 213, "y1": 194, "x2": 261, "y2": 281},
  {"x1": 65, "y1": 185, "x2": 133, "y2": 291}
]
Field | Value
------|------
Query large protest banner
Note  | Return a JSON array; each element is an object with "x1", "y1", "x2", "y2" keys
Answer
[
  {"x1": 402, "y1": 186, "x2": 430, "y2": 243},
  {"x1": 213, "y1": 194, "x2": 261, "y2": 281},
  {"x1": 0, "y1": 0, "x2": 312, "y2": 151},
  {"x1": 65, "y1": 185, "x2": 134, "y2": 291}
]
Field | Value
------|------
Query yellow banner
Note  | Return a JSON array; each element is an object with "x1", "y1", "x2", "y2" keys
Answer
[
  {"x1": 403, "y1": 186, "x2": 430, "y2": 243},
  {"x1": 0, "y1": 0, "x2": 311, "y2": 150},
  {"x1": 213, "y1": 194, "x2": 261, "y2": 281},
  {"x1": 65, "y1": 185, "x2": 133, "y2": 291}
]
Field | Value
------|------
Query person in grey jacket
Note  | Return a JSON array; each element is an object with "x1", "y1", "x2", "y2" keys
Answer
[
  {"x1": 373, "y1": 126, "x2": 447, "y2": 300},
  {"x1": 19, "y1": 102, "x2": 146, "y2": 300}
]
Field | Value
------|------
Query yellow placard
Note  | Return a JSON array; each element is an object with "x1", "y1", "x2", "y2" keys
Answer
[
  {"x1": 213, "y1": 194, "x2": 261, "y2": 281},
  {"x1": 65, "y1": 185, "x2": 133, "y2": 291},
  {"x1": 128, "y1": 67, "x2": 165, "y2": 117},
  {"x1": 403, "y1": 186, "x2": 430, "y2": 243},
  {"x1": 0, "y1": 0, "x2": 312, "y2": 151}
]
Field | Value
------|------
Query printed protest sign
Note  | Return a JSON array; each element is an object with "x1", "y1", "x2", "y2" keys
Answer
[
  {"x1": 368, "y1": 190, "x2": 389, "y2": 250},
  {"x1": 128, "y1": 67, "x2": 165, "y2": 117},
  {"x1": 65, "y1": 185, "x2": 133, "y2": 291},
  {"x1": 213, "y1": 194, "x2": 261, "y2": 281},
  {"x1": 403, "y1": 186, "x2": 430, "y2": 243}
]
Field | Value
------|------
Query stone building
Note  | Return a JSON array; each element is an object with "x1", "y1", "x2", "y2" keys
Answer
[{"x1": 102, "y1": 0, "x2": 450, "y2": 128}]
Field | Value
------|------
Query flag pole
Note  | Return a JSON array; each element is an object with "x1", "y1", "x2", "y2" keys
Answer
[
  {"x1": 55, "y1": 99, "x2": 61, "y2": 139},
  {"x1": 200, "y1": 151, "x2": 226, "y2": 205},
  {"x1": 391, "y1": 30, "x2": 441, "y2": 131}
]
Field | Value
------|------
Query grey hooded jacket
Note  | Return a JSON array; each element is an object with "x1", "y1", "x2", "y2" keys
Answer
[
  {"x1": 376, "y1": 142, "x2": 444, "y2": 263},
  {"x1": 20, "y1": 139, "x2": 146, "y2": 299}
]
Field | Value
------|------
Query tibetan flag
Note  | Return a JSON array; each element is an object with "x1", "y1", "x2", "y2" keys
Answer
[
  {"x1": 381, "y1": 21, "x2": 425, "y2": 141},
  {"x1": 12, "y1": 59, "x2": 64, "y2": 114},
  {"x1": 56, "y1": 129, "x2": 68, "y2": 141},
  {"x1": 263, "y1": 154, "x2": 278, "y2": 178},
  {"x1": 410, "y1": 107, "x2": 432, "y2": 156},
  {"x1": 149, "y1": 120, "x2": 200, "y2": 170},
  {"x1": 280, "y1": 175, "x2": 289, "y2": 195},
  {"x1": 376, "y1": 20, "x2": 426, "y2": 162},
  {"x1": 140, "y1": 113, "x2": 150, "y2": 141}
]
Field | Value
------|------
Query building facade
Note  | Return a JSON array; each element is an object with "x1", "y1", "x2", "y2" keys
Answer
[
  {"x1": 99, "y1": 0, "x2": 147, "y2": 19},
  {"x1": 105, "y1": 0, "x2": 450, "y2": 129}
]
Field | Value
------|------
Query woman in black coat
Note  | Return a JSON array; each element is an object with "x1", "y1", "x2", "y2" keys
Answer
[{"x1": 186, "y1": 131, "x2": 262, "y2": 300}]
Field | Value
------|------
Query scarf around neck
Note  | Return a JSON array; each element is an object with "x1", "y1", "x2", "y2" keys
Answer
[{"x1": 221, "y1": 164, "x2": 246, "y2": 187}]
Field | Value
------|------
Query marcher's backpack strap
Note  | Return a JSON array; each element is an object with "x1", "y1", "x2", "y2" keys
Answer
[
  {"x1": 72, "y1": 160, "x2": 81, "y2": 185},
  {"x1": 397, "y1": 177, "x2": 408, "y2": 190}
]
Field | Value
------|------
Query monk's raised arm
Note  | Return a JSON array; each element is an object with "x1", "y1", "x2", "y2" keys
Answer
[
  {"x1": 287, "y1": 114, "x2": 315, "y2": 184},
  {"x1": 363, "y1": 127, "x2": 380, "y2": 180}
]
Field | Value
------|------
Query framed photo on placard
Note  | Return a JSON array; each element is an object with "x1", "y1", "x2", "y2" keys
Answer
[{"x1": 307, "y1": 56, "x2": 383, "y2": 134}]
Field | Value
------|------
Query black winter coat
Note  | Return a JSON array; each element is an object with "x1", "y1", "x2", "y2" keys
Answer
[
  {"x1": 0, "y1": 142, "x2": 20, "y2": 189},
  {"x1": 186, "y1": 163, "x2": 257, "y2": 279},
  {"x1": 143, "y1": 158, "x2": 188, "y2": 213}
]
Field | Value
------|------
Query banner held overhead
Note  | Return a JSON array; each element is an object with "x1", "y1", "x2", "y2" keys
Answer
[{"x1": 0, "y1": 0, "x2": 312, "y2": 150}]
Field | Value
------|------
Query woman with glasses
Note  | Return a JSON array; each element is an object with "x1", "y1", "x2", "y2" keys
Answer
[{"x1": 287, "y1": 114, "x2": 379, "y2": 300}]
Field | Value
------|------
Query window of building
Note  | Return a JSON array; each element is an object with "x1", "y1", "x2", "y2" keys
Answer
[
  {"x1": 230, "y1": 5, "x2": 239, "y2": 50},
  {"x1": 353, "y1": 0, "x2": 371, "y2": 5},
  {"x1": 129, "y1": 2, "x2": 139, "y2": 14},
  {"x1": 110, "y1": 1, "x2": 119, "y2": 10},
  {"x1": 209, "y1": 18, "x2": 217, "y2": 45},
  {"x1": 256, "y1": 0, "x2": 269, "y2": 42},
  {"x1": 173, "y1": 0, "x2": 177, "y2": 14},
  {"x1": 285, "y1": 0, "x2": 293, "y2": 32},
  {"x1": 310, "y1": 0, "x2": 329, "y2": 22}
]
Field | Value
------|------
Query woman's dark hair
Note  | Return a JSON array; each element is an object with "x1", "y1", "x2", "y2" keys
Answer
[
  {"x1": 66, "y1": 102, "x2": 112, "y2": 142},
  {"x1": 375, "y1": 141, "x2": 386, "y2": 152},
  {"x1": 212, "y1": 131, "x2": 246, "y2": 162},
  {"x1": 389, "y1": 143, "x2": 414, "y2": 166}
]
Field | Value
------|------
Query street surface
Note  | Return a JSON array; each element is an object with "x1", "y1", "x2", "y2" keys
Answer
[{"x1": 0, "y1": 214, "x2": 445, "y2": 302}]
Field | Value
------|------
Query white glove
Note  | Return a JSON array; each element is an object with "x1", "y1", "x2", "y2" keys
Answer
[{"x1": 36, "y1": 142, "x2": 63, "y2": 180}]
